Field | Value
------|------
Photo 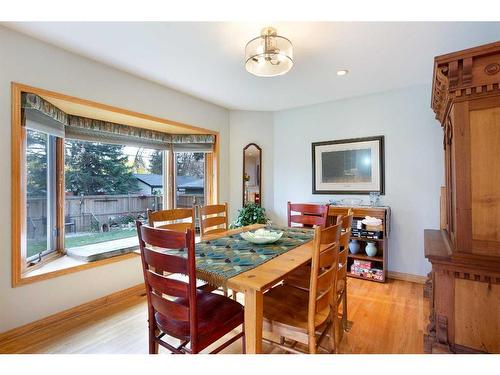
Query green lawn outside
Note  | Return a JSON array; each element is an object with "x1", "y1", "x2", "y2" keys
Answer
[{"x1": 27, "y1": 229, "x2": 138, "y2": 258}]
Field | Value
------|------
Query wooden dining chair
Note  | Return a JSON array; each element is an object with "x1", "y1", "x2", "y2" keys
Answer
[
  {"x1": 287, "y1": 202, "x2": 329, "y2": 228},
  {"x1": 136, "y1": 221, "x2": 245, "y2": 354},
  {"x1": 282, "y1": 210, "x2": 353, "y2": 350},
  {"x1": 198, "y1": 203, "x2": 228, "y2": 240},
  {"x1": 147, "y1": 208, "x2": 195, "y2": 232},
  {"x1": 262, "y1": 223, "x2": 342, "y2": 354}
]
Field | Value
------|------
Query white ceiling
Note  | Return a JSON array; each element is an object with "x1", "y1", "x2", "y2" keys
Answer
[{"x1": 4, "y1": 22, "x2": 499, "y2": 111}]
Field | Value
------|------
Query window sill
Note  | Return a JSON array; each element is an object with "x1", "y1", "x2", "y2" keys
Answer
[
  {"x1": 66, "y1": 236, "x2": 139, "y2": 262},
  {"x1": 15, "y1": 232, "x2": 200, "y2": 287},
  {"x1": 15, "y1": 251, "x2": 139, "y2": 287}
]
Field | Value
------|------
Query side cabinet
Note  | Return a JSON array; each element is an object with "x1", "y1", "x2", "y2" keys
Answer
[{"x1": 425, "y1": 41, "x2": 500, "y2": 354}]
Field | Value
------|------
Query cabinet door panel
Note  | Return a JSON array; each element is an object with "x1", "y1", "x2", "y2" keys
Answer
[
  {"x1": 470, "y1": 107, "x2": 500, "y2": 256},
  {"x1": 455, "y1": 278, "x2": 500, "y2": 352},
  {"x1": 452, "y1": 102, "x2": 472, "y2": 253},
  {"x1": 446, "y1": 116, "x2": 455, "y2": 244}
]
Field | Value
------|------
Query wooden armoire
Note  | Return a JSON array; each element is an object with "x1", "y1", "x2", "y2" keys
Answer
[{"x1": 424, "y1": 41, "x2": 500, "y2": 353}]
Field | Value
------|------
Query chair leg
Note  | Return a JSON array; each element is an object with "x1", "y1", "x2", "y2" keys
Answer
[
  {"x1": 308, "y1": 333, "x2": 317, "y2": 354},
  {"x1": 309, "y1": 341, "x2": 317, "y2": 354},
  {"x1": 342, "y1": 286, "x2": 348, "y2": 332},
  {"x1": 149, "y1": 327, "x2": 159, "y2": 354},
  {"x1": 335, "y1": 305, "x2": 346, "y2": 354},
  {"x1": 241, "y1": 327, "x2": 246, "y2": 354},
  {"x1": 329, "y1": 314, "x2": 336, "y2": 354}
]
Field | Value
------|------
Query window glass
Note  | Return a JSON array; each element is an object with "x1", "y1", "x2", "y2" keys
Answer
[
  {"x1": 175, "y1": 152, "x2": 205, "y2": 209},
  {"x1": 26, "y1": 129, "x2": 56, "y2": 261},
  {"x1": 64, "y1": 140, "x2": 163, "y2": 254}
]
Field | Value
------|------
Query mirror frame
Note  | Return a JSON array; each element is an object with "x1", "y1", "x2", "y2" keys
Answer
[{"x1": 242, "y1": 143, "x2": 262, "y2": 206}]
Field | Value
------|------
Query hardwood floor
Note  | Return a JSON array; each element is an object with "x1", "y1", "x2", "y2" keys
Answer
[{"x1": 0, "y1": 278, "x2": 428, "y2": 354}]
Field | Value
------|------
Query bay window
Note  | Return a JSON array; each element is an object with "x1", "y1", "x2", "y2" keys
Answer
[{"x1": 12, "y1": 83, "x2": 218, "y2": 286}]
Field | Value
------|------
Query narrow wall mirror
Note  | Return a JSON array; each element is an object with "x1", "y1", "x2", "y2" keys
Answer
[{"x1": 243, "y1": 143, "x2": 262, "y2": 206}]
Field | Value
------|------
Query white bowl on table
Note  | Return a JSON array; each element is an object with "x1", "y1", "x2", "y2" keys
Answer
[{"x1": 240, "y1": 228, "x2": 283, "y2": 244}]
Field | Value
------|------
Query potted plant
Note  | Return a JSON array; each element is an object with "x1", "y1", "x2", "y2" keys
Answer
[{"x1": 230, "y1": 203, "x2": 269, "y2": 228}]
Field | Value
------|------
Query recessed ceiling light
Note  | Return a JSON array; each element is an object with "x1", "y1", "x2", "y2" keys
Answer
[{"x1": 337, "y1": 70, "x2": 349, "y2": 76}]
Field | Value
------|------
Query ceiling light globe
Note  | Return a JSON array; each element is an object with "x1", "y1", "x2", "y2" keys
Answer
[{"x1": 245, "y1": 27, "x2": 293, "y2": 77}]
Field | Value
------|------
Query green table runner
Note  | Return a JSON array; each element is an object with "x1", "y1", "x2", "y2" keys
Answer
[{"x1": 162, "y1": 226, "x2": 314, "y2": 287}]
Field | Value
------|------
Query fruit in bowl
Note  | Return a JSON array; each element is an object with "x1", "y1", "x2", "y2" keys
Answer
[{"x1": 240, "y1": 228, "x2": 283, "y2": 244}]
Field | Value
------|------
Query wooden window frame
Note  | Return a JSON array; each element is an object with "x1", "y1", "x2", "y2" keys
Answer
[{"x1": 11, "y1": 82, "x2": 219, "y2": 287}]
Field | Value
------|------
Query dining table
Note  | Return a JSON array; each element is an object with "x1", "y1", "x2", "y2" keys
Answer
[{"x1": 199, "y1": 224, "x2": 315, "y2": 354}]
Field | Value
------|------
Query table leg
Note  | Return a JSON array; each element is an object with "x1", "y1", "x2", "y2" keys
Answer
[{"x1": 244, "y1": 288, "x2": 263, "y2": 354}]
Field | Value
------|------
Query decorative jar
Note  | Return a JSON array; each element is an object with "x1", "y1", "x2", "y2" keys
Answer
[
  {"x1": 365, "y1": 241, "x2": 378, "y2": 257},
  {"x1": 348, "y1": 239, "x2": 360, "y2": 254}
]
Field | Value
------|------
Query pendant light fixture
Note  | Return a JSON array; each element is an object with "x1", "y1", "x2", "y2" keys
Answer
[{"x1": 245, "y1": 27, "x2": 294, "y2": 77}]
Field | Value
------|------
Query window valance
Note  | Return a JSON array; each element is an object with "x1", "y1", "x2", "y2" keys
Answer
[{"x1": 21, "y1": 93, "x2": 215, "y2": 150}]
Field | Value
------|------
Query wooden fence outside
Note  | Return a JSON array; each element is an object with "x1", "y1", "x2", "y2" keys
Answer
[
  {"x1": 65, "y1": 194, "x2": 164, "y2": 233},
  {"x1": 27, "y1": 192, "x2": 204, "y2": 238}
]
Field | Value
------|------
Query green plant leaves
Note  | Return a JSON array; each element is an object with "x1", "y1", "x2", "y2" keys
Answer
[{"x1": 230, "y1": 203, "x2": 268, "y2": 228}]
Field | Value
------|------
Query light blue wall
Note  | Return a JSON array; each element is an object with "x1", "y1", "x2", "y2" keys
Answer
[{"x1": 272, "y1": 85, "x2": 444, "y2": 276}]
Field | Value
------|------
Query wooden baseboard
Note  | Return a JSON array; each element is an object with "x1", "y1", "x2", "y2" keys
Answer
[
  {"x1": 0, "y1": 283, "x2": 146, "y2": 345},
  {"x1": 388, "y1": 271, "x2": 427, "y2": 284}
]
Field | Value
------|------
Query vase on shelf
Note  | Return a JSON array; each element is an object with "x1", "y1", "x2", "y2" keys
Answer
[
  {"x1": 369, "y1": 192, "x2": 380, "y2": 207},
  {"x1": 365, "y1": 241, "x2": 378, "y2": 257},
  {"x1": 348, "y1": 239, "x2": 360, "y2": 254}
]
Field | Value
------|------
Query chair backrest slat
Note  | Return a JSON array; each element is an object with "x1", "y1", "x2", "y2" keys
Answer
[
  {"x1": 142, "y1": 246, "x2": 188, "y2": 274},
  {"x1": 200, "y1": 204, "x2": 227, "y2": 216},
  {"x1": 202, "y1": 227, "x2": 226, "y2": 237},
  {"x1": 315, "y1": 291, "x2": 330, "y2": 312},
  {"x1": 140, "y1": 224, "x2": 188, "y2": 247},
  {"x1": 150, "y1": 291, "x2": 189, "y2": 321},
  {"x1": 289, "y1": 215, "x2": 325, "y2": 227},
  {"x1": 199, "y1": 203, "x2": 228, "y2": 240},
  {"x1": 154, "y1": 222, "x2": 192, "y2": 232},
  {"x1": 318, "y1": 245, "x2": 336, "y2": 269},
  {"x1": 203, "y1": 215, "x2": 227, "y2": 229},
  {"x1": 149, "y1": 208, "x2": 195, "y2": 223},
  {"x1": 287, "y1": 202, "x2": 329, "y2": 228},
  {"x1": 146, "y1": 270, "x2": 189, "y2": 298},
  {"x1": 316, "y1": 267, "x2": 334, "y2": 292},
  {"x1": 147, "y1": 208, "x2": 195, "y2": 232}
]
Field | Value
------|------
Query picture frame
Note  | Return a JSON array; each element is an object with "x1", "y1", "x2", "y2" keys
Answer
[{"x1": 312, "y1": 136, "x2": 385, "y2": 195}]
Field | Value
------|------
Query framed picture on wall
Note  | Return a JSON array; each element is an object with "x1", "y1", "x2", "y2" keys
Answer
[{"x1": 312, "y1": 136, "x2": 385, "y2": 195}]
